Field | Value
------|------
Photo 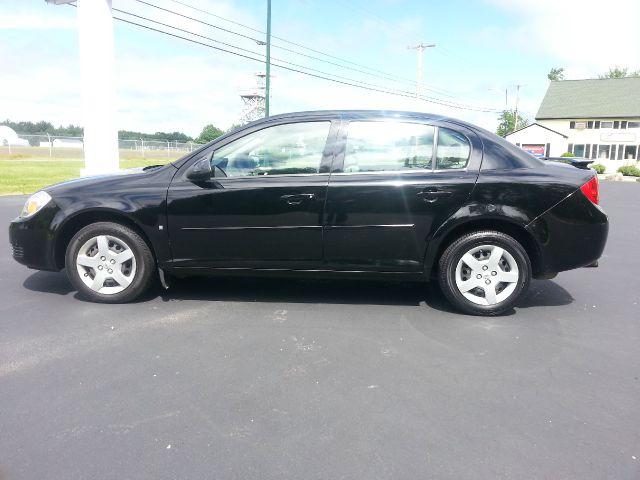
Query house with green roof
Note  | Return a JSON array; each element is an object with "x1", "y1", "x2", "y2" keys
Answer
[{"x1": 505, "y1": 78, "x2": 640, "y2": 172}]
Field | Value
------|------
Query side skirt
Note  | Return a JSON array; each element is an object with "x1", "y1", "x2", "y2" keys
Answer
[{"x1": 166, "y1": 266, "x2": 429, "y2": 283}]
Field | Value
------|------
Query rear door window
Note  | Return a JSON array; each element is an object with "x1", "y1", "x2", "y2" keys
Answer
[
  {"x1": 436, "y1": 128, "x2": 471, "y2": 170},
  {"x1": 343, "y1": 121, "x2": 435, "y2": 173}
]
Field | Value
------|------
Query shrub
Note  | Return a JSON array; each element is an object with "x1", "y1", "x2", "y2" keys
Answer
[
  {"x1": 591, "y1": 163, "x2": 606, "y2": 174},
  {"x1": 560, "y1": 151, "x2": 575, "y2": 157},
  {"x1": 617, "y1": 166, "x2": 640, "y2": 177}
]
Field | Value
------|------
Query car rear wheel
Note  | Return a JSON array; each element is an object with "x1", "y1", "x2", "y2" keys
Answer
[
  {"x1": 65, "y1": 222, "x2": 155, "y2": 303},
  {"x1": 438, "y1": 230, "x2": 531, "y2": 316}
]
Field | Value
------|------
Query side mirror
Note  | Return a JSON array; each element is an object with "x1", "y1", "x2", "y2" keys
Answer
[{"x1": 186, "y1": 157, "x2": 212, "y2": 181}]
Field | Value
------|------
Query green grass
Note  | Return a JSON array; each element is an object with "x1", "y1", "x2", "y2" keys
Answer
[{"x1": 0, "y1": 156, "x2": 177, "y2": 195}]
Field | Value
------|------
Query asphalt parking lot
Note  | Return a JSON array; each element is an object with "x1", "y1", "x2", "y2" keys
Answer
[{"x1": 1, "y1": 182, "x2": 639, "y2": 479}]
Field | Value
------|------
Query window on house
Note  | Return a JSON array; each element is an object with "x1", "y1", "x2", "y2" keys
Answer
[
  {"x1": 614, "y1": 121, "x2": 620, "y2": 129},
  {"x1": 600, "y1": 121, "x2": 613, "y2": 129},
  {"x1": 594, "y1": 121, "x2": 601, "y2": 129},
  {"x1": 627, "y1": 121, "x2": 640, "y2": 129},
  {"x1": 610, "y1": 145, "x2": 617, "y2": 159},
  {"x1": 573, "y1": 144, "x2": 585, "y2": 157},
  {"x1": 587, "y1": 121, "x2": 594, "y2": 129},
  {"x1": 624, "y1": 145, "x2": 638, "y2": 160},
  {"x1": 617, "y1": 145, "x2": 624, "y2": 160},
  {"x1": 597, "y1": 144, "x2": 610, "y2": 159},
  {"x1": 621, "y1": 121, "x2": 628, "y2": 129},
  {"x1": 569, "y1": 121, "x2": 576, "y2": 129},
  {"x1": 590, "y1": 144, "x2": 597, "y2": 159}
]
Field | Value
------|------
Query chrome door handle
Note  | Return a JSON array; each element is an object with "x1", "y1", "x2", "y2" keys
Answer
[
  {"x1": 417, "y1": 190, "x2": 453, "y2": 203},
  {"x1": 280, "y1": 193, "x2": 316, "y2": 205}
]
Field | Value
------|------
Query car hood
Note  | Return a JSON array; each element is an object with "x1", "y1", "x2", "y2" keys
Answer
[{"x1": 43, "y1": 164, "x2": 173, "y2": 195}]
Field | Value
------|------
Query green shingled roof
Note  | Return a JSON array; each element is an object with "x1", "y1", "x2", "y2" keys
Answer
[{"x1": 536, "y1": 78, "x2": 640, "y2": 120}]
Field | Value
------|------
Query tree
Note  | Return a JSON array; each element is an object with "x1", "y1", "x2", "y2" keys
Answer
[
  {"x1": 548, "y1": 67, "x2": 564, "y2": 81},
  {"x1": 598, "y1": 66, "x2": 640, "y2": 79},
  {"x1": 496, "y1": 110, "x2": 529, "y2": 137},
  {"x1": 195, "y1": 124, "x2": 224, "y2": 144}
]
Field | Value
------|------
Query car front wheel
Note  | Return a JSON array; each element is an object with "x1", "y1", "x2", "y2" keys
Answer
[
  {"x1": 65, "y1": 222, "x2": 155, "y2": 303},
  {"x1": 438, "y1": 230, "x2": 531, "y2": 316}
]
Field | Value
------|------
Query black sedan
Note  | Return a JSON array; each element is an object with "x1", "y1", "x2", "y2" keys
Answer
[{"x1": 9, "y1": 111, "x2": 608, "y2": 315}]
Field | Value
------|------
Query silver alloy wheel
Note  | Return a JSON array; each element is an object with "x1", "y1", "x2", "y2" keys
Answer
[
  {"x1": 455, "y1": 244, "x2": 519, "y2": 306},
  {"x1": 75, "y1": 235, "x2": 137, "y2": 295}
]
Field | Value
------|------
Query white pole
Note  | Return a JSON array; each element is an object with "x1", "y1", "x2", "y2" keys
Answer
[
  {"x1": 416, "y1": 47, "x2": 423, "y2": 99},
  {"x1": 77, "y1": 0, "x2": 119, "y2": 176},
  {"x1": 47, "y1": 133, "x2": 52, "y2": 158},
  {"x1": 408, "y1": 43, "x2": 435, "y2": 101},
  {"x1": 513, "y1": 84, "x2": 521, "y2": 133}
]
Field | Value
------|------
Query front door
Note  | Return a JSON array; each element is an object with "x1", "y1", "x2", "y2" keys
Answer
[
  {"x1": 167, "y1": 119, "x2": 337, "y2": 269},
  {"x1": 323, "y1": 119, "x2": 479, "y2": 272}
]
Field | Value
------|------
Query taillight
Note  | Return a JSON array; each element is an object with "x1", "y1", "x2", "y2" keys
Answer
[{"x1": 580, "y1": 175, "x2": 599, "y2": 205}]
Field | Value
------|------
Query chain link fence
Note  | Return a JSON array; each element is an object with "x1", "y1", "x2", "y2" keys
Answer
[{"x1": 1, "y1": 133, "x2": 198, "y2": 161}]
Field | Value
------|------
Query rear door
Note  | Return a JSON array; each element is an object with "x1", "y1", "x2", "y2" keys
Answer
[
  {"x1": 167, "y1": 118, "x2": 338, "y2": 269},
  {"x1": 323, "y1": 117, "x2": 480, "y2": 272}
]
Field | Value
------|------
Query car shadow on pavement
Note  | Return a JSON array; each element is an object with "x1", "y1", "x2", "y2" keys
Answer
[
  {"x1": 23, "y1": 271, "x2": 75, "y2": 296},
  {"x1": 158, "y1": 276, "x2": 574, "y2": 313},
  {"x1": 21, "y1": 271, "x2": 574, "y2": 312},
  {"x1": 160, "y1": 276, "x2": 432, "y2": 307},
  {"x1": 515, "y1": 279, "x2": 574, "y2": 309}
]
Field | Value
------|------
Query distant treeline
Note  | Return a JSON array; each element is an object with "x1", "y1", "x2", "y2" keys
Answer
[{"x1": 2, "y1": 119, "x2": 193, "y2": 142}]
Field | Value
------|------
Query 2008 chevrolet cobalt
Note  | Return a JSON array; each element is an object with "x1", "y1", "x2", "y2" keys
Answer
[{"x1": 9, "y1": 111, "x2": 608, "y2": 315}]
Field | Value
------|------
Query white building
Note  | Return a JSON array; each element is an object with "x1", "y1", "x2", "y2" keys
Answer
[
  {"x1": 506, "y1": 78, "x2": 640, "y2": 173},
  {"x1": 0, "y1": 125, "x2": 29, "y2": 147}
]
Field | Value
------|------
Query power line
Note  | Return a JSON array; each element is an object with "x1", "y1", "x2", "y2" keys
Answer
[
  {"x1": 335, "y1": 0, "x2": 484, "y2": 100},
  {"x1": 115, "y1": 8, "x2": 501, "y2": 112},
  {"x1": 162, "y1": 0, "x2": 492, "y2": 104},
  {"x1": 130, "y1": 0, "x2": 419, "y2": 89},
  {"x1": 131, "y1": 0, "x2": 262, "y2": 43},
  {"x1": 130, "y1": 0, "x2": 491, "y2": 102},
  {"x1": 109, "y1": 12, "x2": 500, "y2": 113},
  {"x1": 113, "y1": 8, "x2": 431, "y2": 100},
  {"x1": 160, "y1": 0, "x2": 418, "y2": 84}
]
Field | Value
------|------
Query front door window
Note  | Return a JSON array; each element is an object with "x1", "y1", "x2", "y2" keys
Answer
[{"x1": 212, "y1": 122, "x2": 331, "y2": 177}]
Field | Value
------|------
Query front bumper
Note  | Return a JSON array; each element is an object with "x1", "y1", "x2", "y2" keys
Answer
[
  {"x1": 526, "y1": 190, "x2": 608, "y2": 277},
  {"x1": 9, "y1": 203, "x2": 60, "y2": 271}
]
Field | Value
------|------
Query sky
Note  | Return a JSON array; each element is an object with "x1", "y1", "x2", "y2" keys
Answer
[{"x1": 1, "y1": 0, "x2": 639, "y2": 138}]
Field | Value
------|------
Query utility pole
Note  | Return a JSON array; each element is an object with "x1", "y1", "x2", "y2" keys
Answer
[
  {"x1": 265, "y1": 0, "x2": 271, "y2": 117},
  {"x1": 407, "y1": 43, "x2": 435, "y2": 99},
  {"x1": 513, "y1": 84, "x2": 522, "y2": 133}
]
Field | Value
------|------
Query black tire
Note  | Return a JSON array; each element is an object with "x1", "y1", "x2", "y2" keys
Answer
[
  {"x1": 438, "y1": 230, "x2": 531, "y2": 316},
  {"x1": 65, "y1": 222, "x2": 156, "y2": 303}
]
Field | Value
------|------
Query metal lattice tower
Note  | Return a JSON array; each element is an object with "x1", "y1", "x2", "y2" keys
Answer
[{"x1": 239, "y1": 72, "x2": 267, "y2": 125}]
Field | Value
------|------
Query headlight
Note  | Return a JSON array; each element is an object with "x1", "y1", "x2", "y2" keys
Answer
[{"x1": 20, "y1": 191, "x2": 52, "y2": 218}]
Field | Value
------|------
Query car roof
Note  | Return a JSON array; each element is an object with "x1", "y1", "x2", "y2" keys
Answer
[
  {"x1": 173, "y1": 109, "x2": 545, "y2": 171},
  {"x1": 264, "y1": 109, "x2": 467, "y2": 125}
]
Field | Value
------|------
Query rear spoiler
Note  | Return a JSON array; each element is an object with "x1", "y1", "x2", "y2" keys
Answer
[{"x1": 542, "y1": 157, "x2": 594, "y2": 170}]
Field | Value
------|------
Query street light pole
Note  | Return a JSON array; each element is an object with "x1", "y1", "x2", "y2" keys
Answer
[{"x1": 265, "y1": 0, "x2": 271, "y2": 117}]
